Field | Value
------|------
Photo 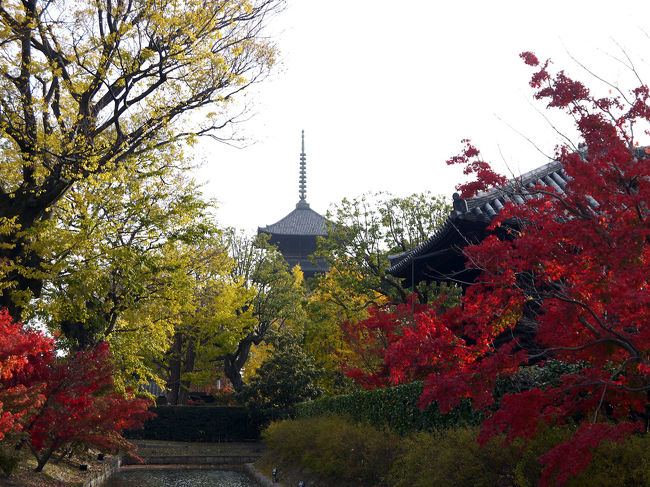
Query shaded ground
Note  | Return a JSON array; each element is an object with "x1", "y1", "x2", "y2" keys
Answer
[
  {"x1": 0, "y1": 441, "x2": 265, "y2": 486},
  {"x1": 0, "y1": 448, "x2": 112, "y2": 487}
]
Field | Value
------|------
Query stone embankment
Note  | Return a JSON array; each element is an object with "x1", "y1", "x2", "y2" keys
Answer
[
  {"x1": 82, "y1": 456, "x2": 122, "y2": 487},
  {"x1": 244, "y1": 463, "x2": 284, "y2": 487}
]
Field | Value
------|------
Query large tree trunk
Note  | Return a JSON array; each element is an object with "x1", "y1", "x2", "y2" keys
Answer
[
  {"x1": 166, "y1": 333, "x2": 183, "y2": 404},
  {"x1": 32, "y1": 446, "x2": 55, "y2": 472},
  {"x1": 59, "y1": 319, "x2": 97, "y2": 351},
  {"x1": 166, "y1": 332, "x2": 198, "y2": 404},
  {"x1": 177, "y1": 342, "x2": 197, "y2": 405},
  {"x1": 0, "y1": 178, "x2": 71, "y2": 322},
  {"x1": 0, "y1": 231, "x2": 46, "y2": 323},
  {"x1": 223, "y1": 333, "x2": 259, "y2": 392}
]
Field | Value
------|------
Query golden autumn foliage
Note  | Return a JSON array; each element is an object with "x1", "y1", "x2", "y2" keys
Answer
[{"x1": 0, "y1": 0, "x2": 282, "y2": 319}]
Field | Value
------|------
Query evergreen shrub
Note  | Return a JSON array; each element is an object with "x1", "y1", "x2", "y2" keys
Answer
[
  {"x1": 125, "y1": 406, "x2": 261, "y2": 442},
  {"x1": 263, "y1": 415, "x2": 401, "y2": 485},
  {"x1": 296, "y1": 365, "x2": 581, "y2": 435},
  {"x1": 0, "y1": 435, "x2": 21, "y2": 477},
  {"x1": 562, "y1": 433, "x2": 650, "y2": 487},
  {"x1": 388, "y1": 427, "x2": 520, "y2": 487},
  {"x1": 295, "y1": 381, "x2": 482, "y2": 434},
  {"x1": 0, "y1": 451, "x2": 19, "y2": 478}
]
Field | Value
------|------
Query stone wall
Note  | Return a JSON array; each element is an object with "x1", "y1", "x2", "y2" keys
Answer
[{"x1": 82, "y1": 455, "x2": 121, "y2": 487}]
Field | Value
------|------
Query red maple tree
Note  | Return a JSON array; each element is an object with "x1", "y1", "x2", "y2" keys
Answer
[
  {"x1": 340, "y1": 296, "x2": 434, "y2": 389},
  {"x1": 0, "y1": 310, "x2": 53, "y2": 440},
  {"x1": 21, "y1": 342, "x2": 154, "y2": 471},
  {"x1": 0, "y1": 310, "x2": 153, "y2": 471},
  {"x1": 344, "y1": 53, "x2": 650, "y2": 485}
]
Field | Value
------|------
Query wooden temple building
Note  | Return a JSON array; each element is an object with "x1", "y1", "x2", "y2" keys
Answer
[
  {"x1": 387, "y1": 160, "x2": 572, "y2": 357},
  {"x1": 387, "y1": 160, "x2": 570, "y2": 288},
  {"x1": 258, "y1": 131, "x2": 329, "y2": 280}
]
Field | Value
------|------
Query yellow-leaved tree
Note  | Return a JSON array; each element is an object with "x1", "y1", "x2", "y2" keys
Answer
[
  {"x1": 164, "y1": 244, "x2": 257, "y2": 404},
  {"x1": 0, "y1": 0, "x2": 281, "y2": 320},
  {"x1": 34, "y1": 149, "x2": 227, "y2": 391}
]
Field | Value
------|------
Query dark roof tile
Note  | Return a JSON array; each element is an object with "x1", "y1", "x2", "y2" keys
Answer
[
  {"x1": 258, "y1": 202, "x2": 328, "y2": 236},
  {"x1": 387, "y1": 160, "x2": 568, "y2": 276}
]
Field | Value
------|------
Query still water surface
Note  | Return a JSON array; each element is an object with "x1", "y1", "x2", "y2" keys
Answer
[{"x1": 105, "y1": 468, "x2": 257, "y2": 487}]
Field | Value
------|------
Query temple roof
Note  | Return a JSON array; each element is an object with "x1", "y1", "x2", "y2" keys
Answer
[
  {"x1": 387, "y1": 160, "x2": 569, "y2": 279},
  {"x1": 258, "y1": 201, "x2": 328, "y2": 237},
  {"x1": 258, "y1": 130, "x2": 329, "y2": 237}
]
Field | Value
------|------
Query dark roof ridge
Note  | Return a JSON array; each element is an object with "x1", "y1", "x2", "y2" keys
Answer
[
  {"x1": 388, "y1": 160, "x2": 569, "y2": 276},
  {"x1": 258, "y1": 204, "x2": 328, "y2": 237},
  {"x1": 463, "y1": 160, "x2": 565, "y2": 210}
]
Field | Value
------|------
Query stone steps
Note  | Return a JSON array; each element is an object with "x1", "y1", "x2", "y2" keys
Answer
[
  {"x1": 128, "y1": 454, "x2": 263, "y2": 465},
  {"x1": 125, "y1": 441, "x2": 265, "y2": 466}
]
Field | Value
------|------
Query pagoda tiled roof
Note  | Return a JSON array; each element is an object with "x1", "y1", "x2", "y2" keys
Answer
[
  {"x1": 258, "y1": 201, "x2": 328, "y2": 237},
  {"x1": 387, "y1": 160, "x2": 569, "y2": 277}
]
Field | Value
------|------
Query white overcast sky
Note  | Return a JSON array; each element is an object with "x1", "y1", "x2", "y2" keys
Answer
[{"x1": 195, "y1": 0, "x2": 650, "y2": 233}]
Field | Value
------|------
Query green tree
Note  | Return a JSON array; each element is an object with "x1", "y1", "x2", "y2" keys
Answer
[
  {"x1": 222, "y1": 231, "x2": 305, "y2": 391},
  {"x1": 239, "y1": 329, "x2": 323, "y2": 413},
  {"x1": 0, "y1": 0, "x2": 281, "y2": 320},
  {"x1": 315, "y1": 191, "x2": 452, "y2": 310},
  {"x1": 306, "y1": 192, "x2": 455, "y2": 392}
]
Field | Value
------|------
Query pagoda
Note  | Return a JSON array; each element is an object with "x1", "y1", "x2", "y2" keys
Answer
[{"x1": 258, "y1": 131, "x2": 329, "y2": 280}]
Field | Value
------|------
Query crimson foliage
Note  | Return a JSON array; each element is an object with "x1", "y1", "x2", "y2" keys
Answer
[
  {"x1": 0, "y1": 311, "x2": 153, "y2": 472},
  {"x1": 344, "y1": 53, "x2": 650, "y2": 486},
  {"x1": 24, "y1": 342, "x2": 154, "y2": 471},
  {"x1": 0, "y1": 310, "x2": 52, "y2": 440}
]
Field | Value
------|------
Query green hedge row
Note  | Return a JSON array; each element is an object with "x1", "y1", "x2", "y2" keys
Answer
[
  {"x1": 125, "y1": 406, "x2": 261, "y2": 442},
  {"x1": 295, "y1": 382, "x2": 482, "y2": 435},
  {"x1": 261, "y1": 416, "x2": 650, "y2": 487}
]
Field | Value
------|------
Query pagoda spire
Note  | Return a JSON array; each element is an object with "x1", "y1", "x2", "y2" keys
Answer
[{"x1": 297, "y1": 130, "x2": 309, "y2": 208}]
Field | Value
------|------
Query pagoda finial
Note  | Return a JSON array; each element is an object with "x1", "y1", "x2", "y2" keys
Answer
[{"x1": 298, "y1": 129, "x2": 307, "y2": 204}]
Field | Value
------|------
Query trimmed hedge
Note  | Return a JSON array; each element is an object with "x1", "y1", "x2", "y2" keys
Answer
[
  {"x1": 295, "y1": 381, "x2": 482, "y2": 434},
  {"x1": 262, "y1": 415, "x2": 403, "y2": 486},
  {"x1": 125, "y1": 406, "x2": 261, "y2": 442},
  {"x1": 262, "y1": 417, "x2": 650, "y2": 487}
]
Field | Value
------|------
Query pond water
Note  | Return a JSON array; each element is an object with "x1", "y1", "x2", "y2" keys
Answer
[{"x1": 104, "y1": 468, "x2": 257, "y2": 487}]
